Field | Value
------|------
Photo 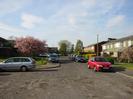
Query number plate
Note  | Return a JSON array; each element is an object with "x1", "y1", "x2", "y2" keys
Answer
[{"x1": 103, "y1": 67, "x2": 109, "y2": 69}]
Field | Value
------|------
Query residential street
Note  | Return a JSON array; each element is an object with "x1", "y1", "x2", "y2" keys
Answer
[{"x1": 0, "y1": 57, "x2": 133, "y2": 99}]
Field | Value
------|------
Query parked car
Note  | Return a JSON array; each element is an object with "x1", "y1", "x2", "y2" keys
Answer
[
  {"x1": 0, "y1": 57, "x2": 36, "y2": 71},
  {"x1": 71, "y1": 54, "x2": 78, "y2": 61},
  {"x1": 48, "y1": 54, "x2": 59, "y2": 63},
  {"x1": 87, "y1": 56, "x2": 112, "y2": 72},
  {"x1": 75, "y1": 56, "x2": 87, "y2": 63}
]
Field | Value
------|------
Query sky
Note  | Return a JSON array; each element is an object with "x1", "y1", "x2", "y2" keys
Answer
[{"x1": 0, "y1": 0, "x2": 133, "y2": 47}]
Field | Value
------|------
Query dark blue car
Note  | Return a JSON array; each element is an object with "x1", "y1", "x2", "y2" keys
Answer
[
  {"x1": 75, "y1": 56, "x2": 87, "y2": 63},
  {"x1": 48, "y1": 54, "x2": 59, "y2": 63}
]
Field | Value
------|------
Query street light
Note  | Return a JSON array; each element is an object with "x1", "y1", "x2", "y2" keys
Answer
[{"x1": 97, "y1": 34, "x2": 99, "y2": 56}]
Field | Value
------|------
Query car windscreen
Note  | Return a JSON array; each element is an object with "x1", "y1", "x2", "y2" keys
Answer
[
  {"x1": 95, "y1": 57, "x2": 108, "y2": 62},
  {"x1": 4, "y1": 58, "x2": 14, "y2": 63},
  {"x1": 77, "y1": 56, "x2": 83, "y2": 58},
  {"x1": 49, "y1": 55, "x2": 58, "y2": 58}
]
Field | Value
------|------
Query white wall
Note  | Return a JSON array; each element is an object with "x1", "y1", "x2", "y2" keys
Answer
[
  {"x1": 115, "y1": 42, "x2": 120, "y2": 48},
  {"x1": 102, "y1": 45, "x2": 106, "y2": 50},
  {"x1": 128, "y1": 40, "x2": 132, "y2": 46},
  {"x1": 110, "y1": 44, "x2": 113, "y2": 48},
  {"x1": 123, "y1": 41, "x2": 126, "y2": 47}
]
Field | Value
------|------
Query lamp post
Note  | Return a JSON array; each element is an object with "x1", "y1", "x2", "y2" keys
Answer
[{"x1": 97, "y1": 34, "x2": 99, "y2": 56}]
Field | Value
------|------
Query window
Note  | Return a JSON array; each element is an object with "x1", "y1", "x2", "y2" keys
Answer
[
  {"x1": 13, "y1": 58, "x2": 21, "y2": 62},
  {"x1": 5, "y1": 58, "x2": 14, "y2": 63},
  {"x1": 128, "y1": 40, "x2": 132, "y2": 46},
  {"x1": 123, "y1": 41, "x2": 126, "y2": 47},
  {"x1": 95, "y1": 57, "x2": 108, "y2": 62},
  {"x1": 103, "y1": 45, "x2": 106, "y2": 50},
  {"x1": 91, "y1": 46, "x2": 94, "y2": 50},
  {"x1": 115, "y1": 42, "x2": 120, "y2": 48},
  {"x1": 22, "y1": 58, "x2": 30, "y2": 62},
  {"x1": 110, "y1": 44, "x2": 113, "y2": 48}
]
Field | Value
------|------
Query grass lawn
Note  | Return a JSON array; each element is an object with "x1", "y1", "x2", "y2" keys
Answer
[{"x1": 114, "y1": 63, "x2": 133, "y2": 70}]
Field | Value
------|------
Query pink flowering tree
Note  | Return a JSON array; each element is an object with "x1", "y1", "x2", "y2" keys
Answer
[
  {"x1": 119, "y1": 46, "x2": 133, "y2": 63},
  {"x1": 15, "y1": 36, "x2": 47, "y2": 56}
]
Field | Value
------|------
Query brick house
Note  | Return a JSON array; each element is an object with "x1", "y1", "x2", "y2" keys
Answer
[{"x1": 84, "y1": 41, "x2": 108, "y2": 56}]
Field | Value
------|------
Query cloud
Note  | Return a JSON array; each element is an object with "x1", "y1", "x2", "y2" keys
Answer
[
  {"x1": 0, "y1": 22, "x2": 24, "y2": 33},
  {"x1": 0, "y1": 0, "x2": 31, "y2": 15},
  {"x1": 51, "y1": 0, "x2": 125, "y2": 26},
  {"x1": 68, "y1": 15, "x2": 76, "y2": 26},
  {"x1": 0, "y1": 22, "x2": 28, "y2": 39},
  {"x1": 81, "y1": 0, "x2": 96, "y2": 7},
  {"x1": 0, "y1": 0, "x2": 127, "y2": 47},
  {"x1": 21, "y1": 13, "x2": 44, "y2": 29},
  {"x1": 106, "y1": 15, "x2": 125, "y2": 28}
]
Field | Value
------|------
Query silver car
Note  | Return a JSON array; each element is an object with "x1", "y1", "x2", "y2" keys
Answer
[{"x1": 0, "y1": 57, "x2": 36, "y2": 71}]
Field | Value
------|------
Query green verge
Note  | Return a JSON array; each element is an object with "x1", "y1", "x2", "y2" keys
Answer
[{"x1": 114, "y1": 63, "x2": 133, "y2": 70}]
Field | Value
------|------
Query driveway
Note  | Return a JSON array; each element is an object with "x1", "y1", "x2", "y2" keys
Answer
[{"x1": 0, "y1": 57, "x2": 133, "y2": 99}]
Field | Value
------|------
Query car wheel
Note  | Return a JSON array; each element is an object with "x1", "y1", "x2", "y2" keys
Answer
[
  {"x1": 0, "y1": 68, "x2": 3, "y2": 71},
  {"x1": 21, "y1": 66, "x2": 27, "y2": 72}
]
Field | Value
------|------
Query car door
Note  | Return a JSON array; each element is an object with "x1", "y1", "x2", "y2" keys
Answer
[
  {"x1": 3, "y1": 58, "x2": 14, "y2": 70},
  {"x1": 11, "y1": 58, "x2": 22, "y2": 70},
  {"x1": 21, "y1": 58, "x2": 30, "y2": 67},
  {"x1": 4, "y1": 58, "x2": 21, "y2": 70}
]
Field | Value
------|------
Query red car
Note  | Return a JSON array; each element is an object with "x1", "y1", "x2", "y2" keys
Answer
[{"x1": 87, "y1": 56, "x2": 112, "y2": 72}]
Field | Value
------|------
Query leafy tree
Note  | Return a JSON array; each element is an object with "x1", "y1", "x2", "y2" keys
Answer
[
  {"x1": 119, "y1": 46, "x2": 133, "y2": 63},
  {"x1": 70, "y1": 44, "x2": 74, "y2": 54},
  {"x1": 75, "y1": 40, "x2": 83, "y2": 54},
  {"x1": 59, "y1": 43, "x2": 67, "y2": 55},
  {"x1": 15, "y1": 36, "x2": 47, "y2": 56},
  {"x1": 58, "y1": 40, "x2": 72, "y2": 54}
]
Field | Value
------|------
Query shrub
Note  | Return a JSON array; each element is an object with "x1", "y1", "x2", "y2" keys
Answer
[
  {"x1": 33, "y1": 57, "x2": 47, "y2": 65},
  {"x1": 106, "y1": 57, "x2": 115, "y2": 64},
  {"x1": 36, "y1": 60, "x2": 47, "y2": 65},
  {"x1": 119, "y1": 46, "x2": 133, "y2": 63}
]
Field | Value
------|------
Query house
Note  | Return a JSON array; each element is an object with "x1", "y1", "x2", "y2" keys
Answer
[
  {"x1": 0, "y1": 37, "x2": 7, "y2": 47},
  {"x1": 84, "y1": 41, "x2": 108, "y2": 56},
  {"x1": 101, "y1": 35, "x2": 133, "y2": 58},
  {"x1": 0, "y1": 37, "x2": 17, "y2": 57},
  {"x1": 47, "y1": 47, "x2": 58, "y2": 53}
]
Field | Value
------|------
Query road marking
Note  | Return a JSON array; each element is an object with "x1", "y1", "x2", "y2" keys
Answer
[{"x1": 116, "y1": 72, "x2": 133, "y2": 79}]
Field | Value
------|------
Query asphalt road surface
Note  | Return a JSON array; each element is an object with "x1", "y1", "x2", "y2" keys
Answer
[{"x1": 0, "y1": 57, "x2": 133, "y2": 99}]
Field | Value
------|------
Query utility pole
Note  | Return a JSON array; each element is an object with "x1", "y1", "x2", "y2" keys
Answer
[{"x1": 97, "y1": 34, "x2": 99, "y2": 56}]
